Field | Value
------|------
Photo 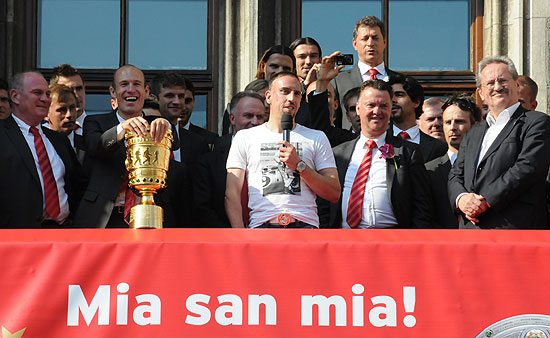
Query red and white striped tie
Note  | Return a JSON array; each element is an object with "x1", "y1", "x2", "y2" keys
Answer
[
  {"x1": 30, "y1": 126, "x2": 61, "y2": 220},
  {"x1": 346, "y1": 139, "x2": 377, "y2": 228}
]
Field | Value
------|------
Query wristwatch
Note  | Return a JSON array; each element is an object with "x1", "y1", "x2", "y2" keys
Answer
[{"x1": 296, "y1": 160, "x2": 307, "y2": 173}]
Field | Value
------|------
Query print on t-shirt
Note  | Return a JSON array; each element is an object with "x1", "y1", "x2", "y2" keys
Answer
[{"x1": 261, "y1": 142, "x2": 302, "y2": 196}]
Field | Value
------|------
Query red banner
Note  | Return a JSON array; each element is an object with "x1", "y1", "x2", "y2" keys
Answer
[{"x1": 0, "y1": 229, "x2": 549, "y2": 337}]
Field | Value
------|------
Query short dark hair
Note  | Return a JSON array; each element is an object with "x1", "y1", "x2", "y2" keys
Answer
[
  {"x1": 184, "y1": 77, "x2": 195, "y2": 98},
  {"x1": 289, "y1": 37, "x2": 322, "y2": 58},
  {"x1": 0, "y1": 78, "x2": 8, "y2": 91},
  {"x1": 343, "y1": 87, "x2": 361, "y2": 111},
  {"x1": 229, "y1": 91, "x2": 265, "y2": 116},
  {"x1": 256, "y1": 45, "x2": 295, "y2": 79},
  {"x1": 441, "y1": 93, "x2": 481, "y2": 124},
  {"x1": 50, "y1": 64, "x2": 83, "y2": 85},
  {"x1": 389, "y1": 73, "x2": 424, "y2": 118},
  {"x1": 518, "y1": 75, "x2": 538, "y2": 101},
  {"x1": 353, "y1": 16, "x2": 385, "y2": 40},
  {"x1": 359, "y1": 79, "x2": 393, "y2": 99},
  {"x1": 150, "y1": 72, "x2": 187, "y2": 97},
  {"x1": 268, "y1": 71, "x2": 300, "y2": 89}
]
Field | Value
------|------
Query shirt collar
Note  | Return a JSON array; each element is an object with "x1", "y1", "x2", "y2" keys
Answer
[
  {"x1": 393, "y1": 124, "x2": 419, "y2": 139},
  {"x1": 358, "y1": 61, "x2": 386, "y2": 78},
  {"x1": 359, "y1": 131, "x2": 387, "y2": 149},
  {"x1": 12, "y1": 113, "x2": 41, "y2": 132},
  {"x1": 486, "y1": 102, "x2": 519, "y2": 127},
  {"x1": 447, "y1": 150, "x2": 457, "y2": 166}
]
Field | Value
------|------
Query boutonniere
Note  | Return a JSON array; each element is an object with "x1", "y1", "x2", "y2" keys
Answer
[{"x1": 379, "y1": 144, "x2": 398, "y2": 170}]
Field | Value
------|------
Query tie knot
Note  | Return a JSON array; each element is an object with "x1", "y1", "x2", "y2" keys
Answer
[
  {"x1": 368, "y1": 68, "x2": 379, "y2": 79},
  {"x1": 29, "y1": 126, "x2": 40, "y2": 137},
  {"x1": 398, "y1": 131, "x2": 410, "y2": 140},
  {"x1": 366, "y1": 139, "x2": 377, "y2": 149}
]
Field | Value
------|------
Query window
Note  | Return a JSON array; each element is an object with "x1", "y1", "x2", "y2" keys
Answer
[
  {"x1": 301, "y1": 0, "x2": 481, "y2": 96},
  {"x1": 35, "y1": 0, "x2": 217, "y2": 131}
]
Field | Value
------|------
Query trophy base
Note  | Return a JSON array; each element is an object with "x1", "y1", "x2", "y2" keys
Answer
[{"x1": 129, "y1": 204, "x2": 163, "y2": 229}]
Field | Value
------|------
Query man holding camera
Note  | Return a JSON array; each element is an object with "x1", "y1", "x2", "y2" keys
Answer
[{"x1": 332, "y1": 16, "x2": 398, "y2": 129}]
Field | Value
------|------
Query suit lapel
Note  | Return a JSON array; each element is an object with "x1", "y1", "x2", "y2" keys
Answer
[
  {"x1": 339, "y1": 137, "x2": 360, "y2": 187},
  {"x1": 4, "y1": 116, "x2": 41, "y2": 184},
  {"x1": 385, "y1": 134, "x2": 399, "y2": 204},
  {"x1": 479, "y1": 105, "x2": 524, "y2": 165},
  {"x1": 352, "y1": 66, "x2": 363, "y2": 87},
  {"x1": 43, "y1": 127, "x2": 71, "y2": 172}
]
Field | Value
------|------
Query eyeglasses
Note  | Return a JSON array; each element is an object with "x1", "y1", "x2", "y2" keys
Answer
[{"x1": 346, "y1": 105, "x2": 357, "y2": 113}]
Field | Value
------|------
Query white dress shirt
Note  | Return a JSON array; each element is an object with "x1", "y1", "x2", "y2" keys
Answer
[
  {"x1": 12, "y1": 114, "x2": 70, "y2": 223},
  {"x1": 477, "y1": 102, "x2": 519, "y2": 166},
  {"x1": 393, "y1": 124, "x2": 420, "y2": 144},
  {"x1": 341, "y1": 132, "x2": 398, "y2": 228},
  {"x1": 75, "y1": 111, "x2": 86, "y2": 136},
  {"x1": 358, "y1": 61, "x2": 390, "y2": 82}
]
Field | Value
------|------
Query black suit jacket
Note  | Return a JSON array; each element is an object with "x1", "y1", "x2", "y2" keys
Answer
[
  {"x1": 448, "y1": 105, "x2": 550, "y2": 229},
  {"x1": 308, "y1": 90, "x2": 357, "y2": 147},
  {"x1": 0, "y1": 116, "x2": 84, "y2": 228},
  {"x1": 193, "y1": 134, "x2": 232, "y2": 227},
  {"x1": 419, "y1": 131, "x2": 448, "y2": 163},
  {"x1": 189, "y1": 123, "x2": 219, "y2": 147},
  {"x1": 332, "y1": 65, "x2": 399, "y2": 128},
  {"x1": 328, "y1": 133, "x2": 432, "y2": 228},
  {"x1": 425, "y1": 154, "x2": 458, "y2": 228}
]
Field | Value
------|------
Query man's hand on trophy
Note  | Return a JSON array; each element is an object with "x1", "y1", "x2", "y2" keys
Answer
[
  {"x1": 149, "y1": 118, "x2": 170, "y2": 143},
  {"x1": 121, "y1": 117, "x2": 150, "y2": 138}
]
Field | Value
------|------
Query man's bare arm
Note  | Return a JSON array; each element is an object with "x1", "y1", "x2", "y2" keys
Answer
[{"x1": 225, "y1": 168, "x2": 246, "y2": 228}]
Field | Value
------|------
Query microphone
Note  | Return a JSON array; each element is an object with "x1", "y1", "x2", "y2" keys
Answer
[{"x1": 281, "y1": 114, "x2": 293, "y2": 144}]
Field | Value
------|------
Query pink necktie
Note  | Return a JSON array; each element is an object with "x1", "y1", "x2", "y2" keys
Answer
[
  {"x1": 30, "y1": 127, "x2": 61, "y2": 220},
  {"x1": 347, "y1": 139, "x2": 377, "y2": 228}
]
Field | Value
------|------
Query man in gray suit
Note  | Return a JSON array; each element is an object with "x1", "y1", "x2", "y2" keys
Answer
[
  {"x1": 448, "y1": 56, "x2": 550, "y2": 229},
  {"x1": 332, "y1": 16, "x2": 398, "y2": 129}
]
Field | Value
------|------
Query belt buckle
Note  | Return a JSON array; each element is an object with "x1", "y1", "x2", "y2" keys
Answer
[{"x1": 277, "y1": 213, "x2": 292, "y2": 227}]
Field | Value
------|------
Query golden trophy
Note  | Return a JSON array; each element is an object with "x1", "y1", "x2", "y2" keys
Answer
[{"x1": 125, "y1": 130, "x2": 173, "y2": 229}]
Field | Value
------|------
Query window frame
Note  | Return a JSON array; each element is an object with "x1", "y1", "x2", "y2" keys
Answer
[{"x1": 28, "y1": 0, "x2": 219, "y2": 131}]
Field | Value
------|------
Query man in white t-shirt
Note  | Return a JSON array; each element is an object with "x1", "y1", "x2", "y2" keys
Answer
[{"x1": 225, "y1": 71, "x2": 340, "y2": 228}]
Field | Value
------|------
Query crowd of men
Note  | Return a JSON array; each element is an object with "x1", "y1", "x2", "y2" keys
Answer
[{"x1": 1, "y1": 15, "x2": 549, "y2": 229}]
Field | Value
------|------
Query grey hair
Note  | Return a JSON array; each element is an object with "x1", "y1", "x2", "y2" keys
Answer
[
  {"x1": 476, "y1": 56, "x2": 519, "y2": 87},
  {"x1": 9, "y1": 71, "x2": 44, "y2": 92}
]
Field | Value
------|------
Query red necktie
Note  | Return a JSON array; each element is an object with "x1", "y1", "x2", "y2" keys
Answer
[
  {"x1": 399, "y1": 131, "x2": 410, "y2": 140},
  {"x1": 30, "y1": 126, "x2": 61, "y2": 220},
  {"x1": 368, "y1": 68, "x2": 379, "y2": 80},
  {"x1": 241, "y1": 178, "x2": 249, "y2": 224},
  {"x1": 346, "y1": 139, "x2": 376, "y2": 228}
]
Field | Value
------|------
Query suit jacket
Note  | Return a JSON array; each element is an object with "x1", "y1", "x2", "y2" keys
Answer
[
  {"x1": 425, "y1": 154, "x2": 458, "y2": 228},
  {"x1": 418, "y1": 131, "x2": 448, "y2": 163},
  {"x1": 327, "y1": 133, "x2": 432, "y2": 228},
  {"x1": 332, "y1": 65, "x2": 399, "y2": 128},
  {"x1": 193, "y1": 134, "x2": 232, "y2": 227},
  {"x1": 189, "y1": 123, "x2": 219, "y2": 147},
  {"x1": 307, "y1": 90, "x2": 357, "y2": 147},
  {"x1": 448, "y1": 105, "x2": 550, "y2": 229},
  {"x1": 0, "y1": 116, "x2": 84, "y2": 228},
  {"x1": 74, "y1": 111, "x2": 181, "y2": 228}
]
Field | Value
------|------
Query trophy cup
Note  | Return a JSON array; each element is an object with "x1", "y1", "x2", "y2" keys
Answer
[{"x1": 125, "y1": 129, "x2": 173, "y2": 229}]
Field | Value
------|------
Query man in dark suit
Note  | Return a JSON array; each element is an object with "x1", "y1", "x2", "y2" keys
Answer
[
  {"x1": 332, "y1": 16, "x2": 399, "y2": 129},
  {"x1": 449, "y1": 56, "x2": 550, "y2": 229},
  {"x1": 74, "y1": 65, "x2": 172, "y2": 228},
  {"x1": 150, "y1": 72, "x2": 209, "y2": 166},
  {"x1": 0, "y1": 72, "x2": 83, "y2": 228},
  {"x1": 425, "y1": 94, "x2": 481, "y2": 228},
  {"x1": 388, "y1": 73, "x2": 447, "y2": 163},
  {"x1": 194, "y1": 91, "x2": 266, "y2": 227},
  {"x1": 328, "y1": 79, "x2": 432, "y2": 228},
  {"x1": 178, "y1": 77, "x2": 218, "y2": 147}
]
